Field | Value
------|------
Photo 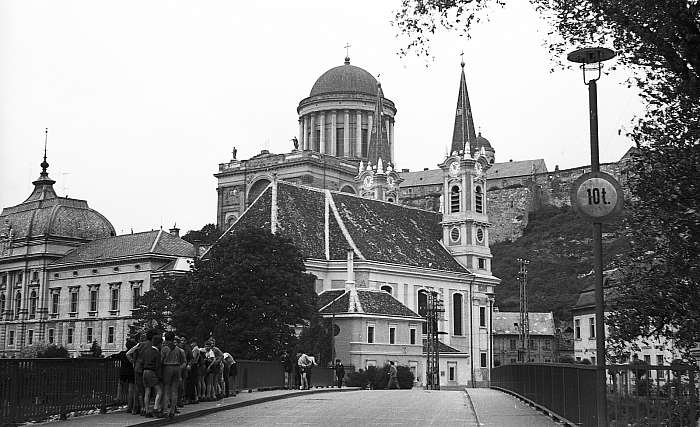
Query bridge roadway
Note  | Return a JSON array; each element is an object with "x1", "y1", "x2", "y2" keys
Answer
[{"x1": 43, "y1": 387, "x2": 562, "y2": 426}]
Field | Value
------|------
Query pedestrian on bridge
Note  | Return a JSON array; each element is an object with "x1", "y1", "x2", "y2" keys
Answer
[
  {"x1": 334, "y1": 359, "x2": 345, "y2": 388},
  {"x1": 387, "y1": 361, "x2": 399, "y2": 389}
]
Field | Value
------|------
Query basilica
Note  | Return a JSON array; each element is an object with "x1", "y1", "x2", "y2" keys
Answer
[{"x1": 216, "y1": 56, "x2": 501, "y2": 387}]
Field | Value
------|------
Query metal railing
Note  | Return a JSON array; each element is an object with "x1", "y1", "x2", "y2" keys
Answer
[{"x1": 491, "y1": 363, "x2": 698, "y2": 427}]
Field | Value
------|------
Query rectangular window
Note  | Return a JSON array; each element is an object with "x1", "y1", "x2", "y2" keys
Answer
[
  {"x1": 32, "y1": 271, "x2": 39, "y2": 282},
  {"x1": 67, "y1": 328, "x2": 73, "y2": 344},
  {"x1": 529, "y1": 339, "x2": 536, "y2": 350},
  {"x1": 543, "y1": 339, "x2": 551, "y2": 350},
  {"x1": 509, "y1": 338, "x2": 517, "y2": 350},
  {"x1": 87, "y1": 327, "x2": 93, "y2": 343},
  {"x1": 52, "y1": 293, "x2": 59, "y2": 315},
  {"x1": 133, "y1": 287, "x2": 141, "y2": 309},
  {"x1": 591, "y1": 356, "x2": 596, "y2": 365},
  {"x1": 365, "y1": 359, "x2": 376, "y2": 368},
  {"x1": 479, "y1": 306, "x2": 486, "y2": 327},
  {"x1": 28, "y1": 330, "x2": 34, "y2": 345},
  {"x1": 367, "y1": 325, "x2": 374, "y2": 343},
  {"x1": 108, "y1": 326, "x2": 114, "y2": 344},
  {"x1": 410, "y1": 328, "x2": 416, "y2": 345},
  {"x1": 448, "y1": 364, "x2": 456, "y2": 381},
  {"x1": 478, "y1": 258, "x2": 486, "y2": 269},
  {"x1": 656, "y1": 355, "x2": 664, "y2": 379},
  {"x1": 90, "y1": 289, "x2": 98, "y2": 312},
  {"x1": 589, "y1": 317, "x2": 595, "y2": 338},
  {"x1": 70, "y1": 290, "x2": 78, "y2": 313},
  {"x1": 111, "y1": 288, "x2": 119, "y2": 312},
  {"x1": 575, "y1": 319, "x2": 581, "y2": 339},
  {"x1": 48, "y1": 328, "x2": 55, "y2": 344},
  {"x1": 389, "y1": 327, "x2": 396, "y2": 344},
  {"x1": 8, "y1": 330, "x2": 14, "y2": 346},
  {"x1": 361, "y1": 129, "x2": 368, "y2": 157},
  {"x1": 17, "y1": 272, "x2": 22, "y2": 284},
  {"x1": 480, "y1": 352, "x2": 488, "y2": 368}
]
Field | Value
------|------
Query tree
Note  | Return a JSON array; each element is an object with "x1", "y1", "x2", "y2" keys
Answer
[
  {"x1": 132, "y1": 228, "x2": 318, "y2": 360},
  {"x1": 394, "y1": 0, "x2": 700, "y2": 357},
  {"x1": 182, "y1": 223, "x2": 222, "y2": 245},
  {"x1": 296, "y1": 314, "x2": 333, "y2": 366}
]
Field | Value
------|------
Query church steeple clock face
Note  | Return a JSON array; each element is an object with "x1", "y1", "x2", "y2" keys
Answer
[{"x1": 449, "y1": 161, "x2": 461, "y2": 176}]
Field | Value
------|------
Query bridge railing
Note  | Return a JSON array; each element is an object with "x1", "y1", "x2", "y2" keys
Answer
[
  {"x1": 0, "y1": 358, "x2": 338, "y2": 425},
  {"x1": 491, "y1": 363, "x2": 698, "y2": 427}
]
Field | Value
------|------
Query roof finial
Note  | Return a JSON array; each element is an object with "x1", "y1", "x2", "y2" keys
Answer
[
  {"x1": 344, "y1": 42, "x2": 351, "y2": 65},
  {"x1": 41, "y1": 128, "x2": 49, "y2": 174},
  {"x1": 460, "y1": 50, "x2": 465, "y2": 68}
]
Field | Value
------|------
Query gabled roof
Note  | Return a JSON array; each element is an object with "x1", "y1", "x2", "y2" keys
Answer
[
  {"x1": 223, "y1": 181, "x2": 468, "y2": 273},
  {"x1": 422, "y1": 339, "x2": 461, "y2": 353},
  {"x1": 492, "y1": 311, "x2": 555, "y2": 336},
  {"x1": 53, "y1": 230, "x2": 194, "y2": 265},
  {"x1": 318, "y1": 289, "x2": 422, "y2": 319}
]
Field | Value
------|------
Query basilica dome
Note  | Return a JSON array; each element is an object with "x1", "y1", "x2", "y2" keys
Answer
[
  {"x1": 310, "y1": 60, "x2": 379, "y2": 97},
  {"x1": 0, "y1": 162, "x2": 115, "y2": 241}
]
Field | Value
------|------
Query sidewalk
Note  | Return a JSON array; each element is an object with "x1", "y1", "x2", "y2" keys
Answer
[
  {"x1": 465, "y1": 388, "x2": 564, "y2": 426},
  {"x1": 32, "y1": 387, "x2": 360, "y2": 427}
]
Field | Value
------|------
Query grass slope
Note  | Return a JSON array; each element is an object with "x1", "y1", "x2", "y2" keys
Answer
[{"x1": 491, "y1": 205, "x2": 629, "y2": 320}]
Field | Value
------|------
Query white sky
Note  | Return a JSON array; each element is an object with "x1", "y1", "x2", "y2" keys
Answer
[{"x1": 0, "y1": 1, "x2": 644, "y2": 235}]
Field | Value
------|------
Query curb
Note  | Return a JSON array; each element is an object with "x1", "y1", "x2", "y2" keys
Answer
[{"x1": 128, "y1": 387, "x2": 361, "y2": 426}]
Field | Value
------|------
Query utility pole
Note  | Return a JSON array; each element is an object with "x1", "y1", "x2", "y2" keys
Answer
[
  {"x1": 516, "y1": 258, "x2": 530, "y2": 363},
  {"x1": 425, "y1": 291, "x2": 444, "y2": 390}
]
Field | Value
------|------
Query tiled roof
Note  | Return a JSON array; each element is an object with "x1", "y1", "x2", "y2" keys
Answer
[
  {"x1": 319, "y1": 289, "x2": 422, "y2": 319},
  {"x1": 422, "y1": 339, "x2": 461, "y2": 353},
  {"x1": 486, "y1": 159, "x2": 548, "y2": 180},
  {"x1": 157, "y1": 257, "x2": 193, "y2": 272},
  {"x1": 492, "y1": 311, "x2": 555, "y2": 336},
  {"x1": 54, "y1": 230, "x2": 194, "y2": 264},
  {"x1": 399, "y1": 169, "x2": 443, "y2": 187},
  {"x1": 224, "y1": 181, "x2": 468, "y2": 273},
  {"x1": 317, "y1": 290, "x2": 345, "y2": 310}
]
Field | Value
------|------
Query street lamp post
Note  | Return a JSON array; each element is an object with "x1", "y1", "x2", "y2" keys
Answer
[{"x1": 568, "y1": 46, "x2": 616, "y2": 427}]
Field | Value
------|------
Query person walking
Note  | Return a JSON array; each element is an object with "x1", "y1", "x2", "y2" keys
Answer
[
  {"x1": 281, "y1": 351, "x2": 293, "y2": 389},
  {"x1": 334, "y1": 359, "x2": 345, "y2": 389},
  {"x1": 387, "y1": 361, "x2": 399, "y2": 389},
  {"x1": 141, "y1": 334, "x2": 163, "y2": 417},
  {"x1": 161, "y1": 332, "x2": 186, "y2": 418}
]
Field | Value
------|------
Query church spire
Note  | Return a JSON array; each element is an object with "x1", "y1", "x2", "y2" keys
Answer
[
  {"x1": 367, "y1": 82, "x2": 391, "y2": 168},
  {"x1": 450, "y1": 60, "x2": 477, "y2": 156},
  {"x1": 25, "y1": 128, "x2": 57, "y2": 202}
]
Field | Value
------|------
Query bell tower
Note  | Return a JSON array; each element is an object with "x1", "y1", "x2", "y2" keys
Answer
[{"x1": 439, "y1": 60, "x2": 493, "y2": 273}]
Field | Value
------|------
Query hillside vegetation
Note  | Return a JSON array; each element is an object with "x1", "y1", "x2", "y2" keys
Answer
[{"x1": 491, "y1": 205, "x2": 629, "y2": 320}]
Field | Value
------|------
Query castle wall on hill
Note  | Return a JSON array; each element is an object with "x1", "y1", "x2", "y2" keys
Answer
[{"x1": 485, "y1": 159, "x2": 632, "y2": 243}]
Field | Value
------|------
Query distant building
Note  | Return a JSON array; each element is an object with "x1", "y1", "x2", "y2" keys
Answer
[
  {"x1": 0, "y1": 158, "x2": 194, "y2": 357},
  {"x1": 572, "y1": 269, "x2": 679, "y2": 366},
  {"x1": 492, "y1": 309, "x2": 557, "y2": 365}
]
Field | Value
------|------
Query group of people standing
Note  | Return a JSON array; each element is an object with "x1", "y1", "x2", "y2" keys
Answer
[
  {"x1": 112, "y1": 330, "x2": 237, "y2": 418},
  {"x1": 280, "y1": 351, "x2": 346, "y2": 390}
]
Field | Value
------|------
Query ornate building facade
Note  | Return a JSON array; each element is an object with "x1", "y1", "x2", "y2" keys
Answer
[{"x1": 0, "y1": 157, "x2": 194, "y2": 357}]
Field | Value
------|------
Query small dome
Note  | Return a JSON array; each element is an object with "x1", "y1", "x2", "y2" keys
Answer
[
  {"x1": 310, "y1": 62, "x2": 379, "y2": 97},
  {"x1": 0, "y1": 168, "x2": 114, "y2": 241},
  {"x1": 475, "y1": 133, "x2": 493, "y2": 150}
]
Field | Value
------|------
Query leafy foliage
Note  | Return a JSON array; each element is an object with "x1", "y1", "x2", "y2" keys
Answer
[
  {"x1": 296, "y1": 315, "x2": 333, "y2": 366},
  {"x1": 132, "y1": 228, "x2": 318, "y2": 361},
  {"x1": 181, "y1": 223, "x2": 222, "y2": 245}
]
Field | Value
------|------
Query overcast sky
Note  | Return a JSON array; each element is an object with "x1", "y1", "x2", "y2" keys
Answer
[{"x1": 0, "y1": 1, "x2": 644, "y2": 235}]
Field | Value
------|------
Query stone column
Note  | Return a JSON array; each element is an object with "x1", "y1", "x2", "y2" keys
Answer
[
  {"x1": 319, "y1": 112, "x2": 326, "y2": 154},
  {"x1": 309, "y1": 114, "x2": 316, "y2": 151},
  {"x1": 390, "y1": 120, "x2": 395, "y2": 162},
  {"x1": 344, "y1": 110, "x2": 350, "y2": 157},
  {"x1": 303, "y1": 116, "x2": 309, "y2": 150},
  {"x1": 330, "y1": 110, "x2": 337, "y2": 156},
  {"x1": 355, "y1": 111, "x2": 362, "y2": 157},
  {"x1": 298, "y1": 119, "x2": 304, "y2": 150},
  {"x1": 385, "y1": 117, "x2": 391, "y2": 162}
]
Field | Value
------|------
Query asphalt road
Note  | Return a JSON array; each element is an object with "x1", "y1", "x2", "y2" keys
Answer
[{"x1": 182, "y1": 389, "x2": 477, "y2": 426}]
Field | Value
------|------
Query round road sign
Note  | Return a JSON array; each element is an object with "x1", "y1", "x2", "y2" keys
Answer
[{"x1": 570, "y1": 171, "x2": 624, "y2": 222}]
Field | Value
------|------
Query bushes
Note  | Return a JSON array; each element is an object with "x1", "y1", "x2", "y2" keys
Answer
[
  {"x1": 345, "y1": 365, "x2": 414, "y2": 389},
  {"x1": 18, "y1": 343, "x2": 69, "y2": 358}
]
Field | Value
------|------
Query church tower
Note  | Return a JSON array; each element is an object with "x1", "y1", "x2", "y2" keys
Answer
[
  {"x1": 356, "y1": 82, "x2": 402, "y2": 202},
  {"x1": 439, "y1": 61, "x2": 493, "y2": 273}
]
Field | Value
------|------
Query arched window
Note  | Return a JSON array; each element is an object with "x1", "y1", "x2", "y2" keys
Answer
[
  {"x1": 29, "y1": 290, "x2": 37, "y2": 319},
  {"x1": 15, "y1": 291, "x2": 21, "y2": 318},
  {"x1": 0, "y1": 293, "x2": 5, "y2": 314},
  {"x1": 450, "y1": 186, "x2": 460, "y2": 213},
  {"x1": 453, "y1": 293, "x2": 463, "y2": 335},
  {"x1": 475, "y1": 185, "x2": 483, "y2": 213},
  {"x1": 380, "y1": 285, "x2": 393, "y2": 295},
  {"x1": 418, "y1": 290, "x2": 428, "y2": 334}
]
